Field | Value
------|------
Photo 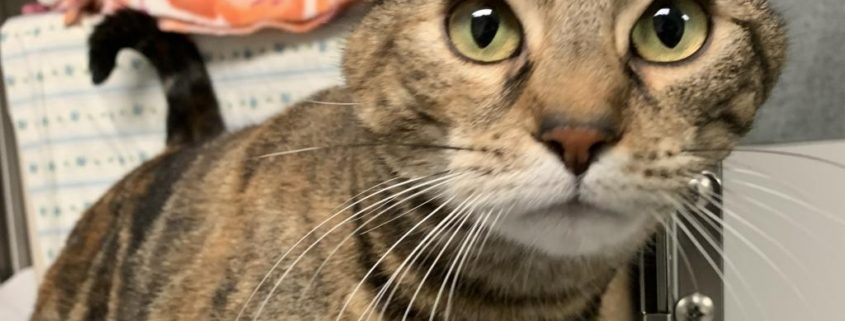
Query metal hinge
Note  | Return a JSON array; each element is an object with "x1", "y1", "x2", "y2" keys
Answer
[{"x1": 639, "y1": 169, "x2": 723, "y2": 321}]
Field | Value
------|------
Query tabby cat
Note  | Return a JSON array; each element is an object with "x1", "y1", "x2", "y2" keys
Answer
[{"x1": 31, "y1": 0, "x2": 786, "y2": 320}]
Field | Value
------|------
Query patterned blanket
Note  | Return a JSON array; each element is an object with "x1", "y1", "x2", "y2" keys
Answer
[
  {"x1": 49, "y1": 0, "x2": 359, "y2": 34},
  {"x1": 2, "y1": 11, "x2": 356, "y2": 276}
]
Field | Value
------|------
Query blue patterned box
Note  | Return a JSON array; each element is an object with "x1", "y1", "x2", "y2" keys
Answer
[{"x1": 1, "y1": 12, "x2": 355, "y2": 277}]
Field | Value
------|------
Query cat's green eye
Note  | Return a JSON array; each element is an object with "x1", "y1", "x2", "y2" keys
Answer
[
  {"x1": 631, "y1": 0, "x2": 710, "y2": 63},
  {"x1": 447, "y1": 0, "x2": 523, "y2": 63}
]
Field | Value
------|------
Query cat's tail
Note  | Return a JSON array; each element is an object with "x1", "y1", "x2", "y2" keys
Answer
[{"x1": 89, "y1": 9, "x2": 225, "y2": 146}]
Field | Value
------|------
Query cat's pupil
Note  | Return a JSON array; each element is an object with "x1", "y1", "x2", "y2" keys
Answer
[
  {"x1": 652, "y1": 5, "x2": 687, "y2": 48},
  {"x1": 470, "y1": 7, "x2": 500, "y2": 48}
]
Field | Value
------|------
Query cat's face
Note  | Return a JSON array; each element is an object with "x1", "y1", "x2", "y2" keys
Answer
[{"x1": 344, "y1": 0, "x2": 786, "y2": 258}]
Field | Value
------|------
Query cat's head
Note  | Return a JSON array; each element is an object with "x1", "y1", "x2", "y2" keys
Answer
[{"x1": 343, "y1": 0, "x2": 786, "y2": 258}]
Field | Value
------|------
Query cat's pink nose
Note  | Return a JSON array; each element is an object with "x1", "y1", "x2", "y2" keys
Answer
[{"x1": 541, "y1": 126, "x2": 613, "y2": 176}]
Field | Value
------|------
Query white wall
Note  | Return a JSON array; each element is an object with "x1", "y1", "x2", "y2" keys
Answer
[{"x1": 724, "y1": 140, "x2": 845, "y2": 321}]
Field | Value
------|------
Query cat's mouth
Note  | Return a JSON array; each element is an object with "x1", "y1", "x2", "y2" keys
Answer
[
  {"x1": 525, "y1": 199, "x2": 625, "y2": 221},
  {"x1": 492, "y1": 192, "x2": 648, "y2": 257}
]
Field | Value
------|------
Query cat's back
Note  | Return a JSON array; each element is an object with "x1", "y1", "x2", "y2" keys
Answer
[{"x1": 31, "y1": 88, "x2": 372, "y2": 321}]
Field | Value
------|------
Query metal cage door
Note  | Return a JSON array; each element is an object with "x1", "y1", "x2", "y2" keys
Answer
[{"x1": 637, "y1": 169, "x2": 724, "y2": 321}]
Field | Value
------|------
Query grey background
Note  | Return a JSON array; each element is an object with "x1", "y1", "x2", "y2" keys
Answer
[
  {"x1": 745, "y1": 0, "x2": 845, "y2": 144},
  {"x1": 725, "y1": 141, "x2": 845, "y2": 321}
]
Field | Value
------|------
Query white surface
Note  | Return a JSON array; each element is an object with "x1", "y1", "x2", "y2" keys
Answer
[
  {"x1": 0, "y1": 269, "x2": 37, "y2": 321},
  {"x1": 1, "y1": 12, "x2": 355, "y2": 277},
  {"x1": 725, "y1": 140, "x2": 845, "y2": 321}
]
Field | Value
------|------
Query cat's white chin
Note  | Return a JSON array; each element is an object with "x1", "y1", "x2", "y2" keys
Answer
[
  {"x1": 443, "y1": 139, "x2": 664, "y2": 258},
  {"x1": 489, "y1": 201, "x2": 653, "y2": 258}
]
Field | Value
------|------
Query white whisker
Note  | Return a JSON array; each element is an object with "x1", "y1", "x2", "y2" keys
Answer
[
  {"x1": 244, "y1": 173, "x2": 458, "y2": 321},
  {"x1": 234, "y1": 175, "x2": 424, "y2": 321},
  {"x1": 717, "y1": 186, "x2": 823, "y2": 245},
  {"x1": 470, "y1": 206, "x2": 510, "y2": 264},
  {"x1": 370, "y1": 195, "x2": 482, "y2": 321},
  {"x1": 334, "y1": 195, "x2": 459, "y2": 321},
  {"x1": 679, "y1": 195, "x2": 816, "y2": 319},
  {"x1": 428, "y1": 208, "x2": 486, "y2": 321},
  {"x1": 733, "y1": 180, "x2": 845, "y2": 226},
  {"x1": 401, "y1": 198, "x2": 478, "y2": 321},
  {"x1": 670, "y1": 208, "x2": 755, "y2": 321},
  {"x1": 257, "y1": 146, "x2": 334, "y2": 159},
  {"x1": 358, "y1": 196, "x2": 470, "y2": 321},
  {"x1": 305, "y1": 99, "x2": 361, "y2": 106},
  {"x1": 443, "y1": 209, "x2": 492, "y2": 321},
  {"x1": 653, "y1": 217, "x2": 700, "y2": 291},
  {"x1": 695, "y1": 192, "x2": 813, "y2": 276},
  {"x1": 298, "y1": 185, "x2": 455, "y2": 305}
]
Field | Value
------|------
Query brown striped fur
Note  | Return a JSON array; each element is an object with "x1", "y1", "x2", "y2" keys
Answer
[{"x1": 32, "y1": 0, "x2": 787, "y2": 320}]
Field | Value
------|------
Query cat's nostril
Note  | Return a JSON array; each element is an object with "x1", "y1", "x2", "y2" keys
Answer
[
  {"x1": 588, "y1": 141, "x2": 609, "y2": 161},
  {"x1": 540, "y1": 126, "x2": 615, "y2": 176},
  {"x1": 545, "y1": 140, "x2": 566, "y2": 161}
]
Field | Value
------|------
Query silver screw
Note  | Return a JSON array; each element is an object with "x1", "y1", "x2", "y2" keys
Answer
[
  {"x1": 675, "y1": 293, "x2": 715, "y2": 321},
  {"x1": 688, "y1": 171, "x2": 719, "y2": 208}
]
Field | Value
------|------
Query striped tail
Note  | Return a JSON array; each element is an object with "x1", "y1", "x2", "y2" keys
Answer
[{"x1": 89, "y1": 9, "x2": 225, "y2": 146}]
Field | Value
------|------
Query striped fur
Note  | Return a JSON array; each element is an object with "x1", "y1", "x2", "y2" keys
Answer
[
  {"x1": 32, "y1": 0, "x2": 787, "y2": 321},
  {"x1": 89, "y1": 10, "x2": 224, "y2": 146}
]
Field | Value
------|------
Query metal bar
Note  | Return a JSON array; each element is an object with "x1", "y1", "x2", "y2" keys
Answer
[
  {"x1": 638, "y1": 168, "x2": 724, "y2": 321},
  {"x1": 0, "y1": 49, "x2": 33, "y2": 277},
  {"x1": 0, "y1": 2, "x2": 41, "y2": 281},
  {"x1": 674, "y1": 170, "x2": 723, "y2": 321}
]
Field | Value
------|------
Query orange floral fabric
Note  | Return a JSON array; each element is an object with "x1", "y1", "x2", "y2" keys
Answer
[{"x1": 56, "y1": 0, "x2": 359, "y2": 35}]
